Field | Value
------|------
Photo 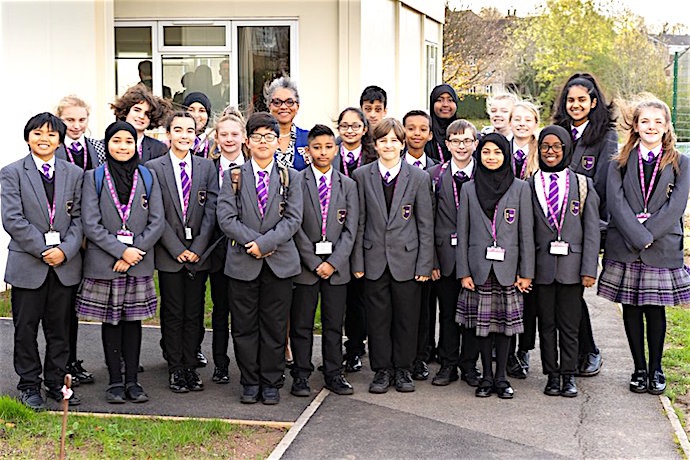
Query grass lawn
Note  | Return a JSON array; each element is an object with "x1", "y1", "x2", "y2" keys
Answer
[
  {"x1": 0, "y1": 396, "x2": 285, "y2": 459},
  {"x1": 661, "y1": 306, "x2": 690, "y2": 427}
]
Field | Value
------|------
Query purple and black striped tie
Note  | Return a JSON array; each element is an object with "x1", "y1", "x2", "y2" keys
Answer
[
  {"x1": 257, "y1": 170, "x2": 269, "y2": 217},
  {"x1": 547, "y1": 174, "x2": 559, "y2": 228},
  {"x1": 180, "y1": 161, "x2": 191, "y2": 218},
  {"x1": 70, "y1": 142, "x2": 83, "y2": 155},
  {"x1": 571, "y1": 128, "x2": 578, "y2": 141},
  {"x1": 319, "y1": 175, "x2": 330, "y2": 214},
  {"x1": 41, "y1": 163, "x2": 52, "y2": 180},
  {"x1": 514, "y1": 149, "x2": 525, "y2": 162}
]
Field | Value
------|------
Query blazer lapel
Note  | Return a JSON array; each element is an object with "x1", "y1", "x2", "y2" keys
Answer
[
  {"x1": 141, "y1": 137, "x2": 152, "y2": 163},
  {"x1": 625, "y1": 153, "x2": 645, "y2": 210},
  {"x1": 388, "y1": 163, "x2": 410, "y2": 224},
  {"x1": 305, "y1": 168, "x2": 322, "y2": 226},
  {"x1": 264, "y1": 165, "x2": 281, "y2": 217},
  {"x1": 241, "y1": 163, "x2": 261, "y2": 220},
  {"x1": 163, "y1": 156, "x2": 185, "y2": 223},
  {"x1": 647, "y1": 163, "x2": 675, "y2": 210},
  {"x1": 326, "y1": 172, "x2": 341, "y2": 233},
  {"x1": 23, "y1": 155, "x2": 50, "y2": 224},
  {"x1": 369, "y1": 164, "x2": 387, "y2": 221},
  {"x1": 530, "y1": 176, "x2": 553, "y2": 230},
  {"x1": 53, "y1": 161, "x2": 68, "y2": 226}
]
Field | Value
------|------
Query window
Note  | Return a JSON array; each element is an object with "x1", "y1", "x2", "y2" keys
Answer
[{"x1": 425, "y1": 43, "x2": 438, "y2": 111}]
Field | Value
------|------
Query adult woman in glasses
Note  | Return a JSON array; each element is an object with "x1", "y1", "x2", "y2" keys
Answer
[{"x1": 265, "y1": 76, "x2": 309, "y2": 171}]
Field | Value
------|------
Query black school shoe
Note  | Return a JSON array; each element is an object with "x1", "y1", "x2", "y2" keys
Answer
[
  {"x1": 45, "y1": 385, "x2": 81, "y2": 406},
  {"x1": 412, "y1": 360, "x2": 429, "y2": 381},
  {"x1": 544, "y1": 374, "x2": 561, "y2": 396},
  {"x1": 475, "y1": 379, "x2": 494, "y2": 398},
  {"x1": 19, "y1": 388, "x2": 45, "y2": 411},
  {"x1": 106, "y1": 384, "x2": 126, "y2": 404},
  {"x1": 240, "y1": 385, "x2": 260, "y2": 404},
  {"x1": 196, "y1": 351, "x2": 208, "y2": 368},
  {"x1": 67, "y1": 360, "x2": 94, "y2": 385},
  {"x1": 185, "y1": 369, "x2": 204, "y2": 391},
  {"x1": 629, "y1": 370, "x2": 648, "y2": 394},
  {"x1": 461, "y1": 368, "x2": 482, "y2": 387},
  {"x1": 432, "y1": 365, "x2": 459, "y2": 386},
  {"x1": 369, "y1": 369, "x2": 393, "y2": 394},
  {"x1": 290, "y1": 377, "x2": 311, "y2": 397},
  {"x1": 507, "y1": 354, "x2": 527, "y2": 379},
  {"x1": 212, "y1": 366, "x2": 230, "y2": 384},
  {"x1": 261, "y1": 386, "x2": 280, "y2": 405},
  {"x1": 125, "y1": 382, "x2": 149, "y2": 403},
  {"x1": 648, "y1": 370, "x2": 666, "y2": 395},
  {"x1": 578, "y1": 351, "x2": 603, "y2": 376},
  {"x1": 343, "y1": 354, "x2": 363, "y2": 373},
  {"x1": 169, "y1": 370, "x2": 189, "y2": 393},
  {"x1": 394, "y1": 368, "x2": 415, "y2": 392},
  {"x1": 494, "y1": 381, "x2": 514, "y2": 399},
  {"x1": 560, "y1": 375, "x2": 578, "y2": 397},
  {"x1": 324, "y1": 375, "x2": 354, "y2": 395}
]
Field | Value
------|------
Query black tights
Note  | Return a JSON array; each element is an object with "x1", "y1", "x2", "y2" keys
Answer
[
  {"x1": 622, "y1": 305, "x2": 666, "y2": 373},
  {"x1": 102, "y1": 321, "x2": 142, "y2": 385},
  {"x1": 478, "y1": 333, "x2": 511, "y2": 384}
]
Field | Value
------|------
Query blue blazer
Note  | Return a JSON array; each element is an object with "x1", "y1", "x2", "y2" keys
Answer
[{"x1": 276, "y1": 125, "x2": 309, "y2": 171}]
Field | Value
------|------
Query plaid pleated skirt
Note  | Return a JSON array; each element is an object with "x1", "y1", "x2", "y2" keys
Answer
[
  {"x1": 76, "y1": 275, "x2": 158, "y2": 325},
  {"x1": 456, "y1": 272, "x2": 524, "y2": 337},
  {"x1": 597, "y1": 259, "x2": 690, "y2": 306}
]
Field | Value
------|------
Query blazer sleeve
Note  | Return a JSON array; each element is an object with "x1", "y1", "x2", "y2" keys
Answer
[
  {"x1": 351, "y1": 172, "x2": 366, "y2": 274},
  {"x1": 415, "y1": 173, "x2": 434, "y2": 277},
  {"x1": 255, "y1": 170, "x2": 304, "y2": 254},
  {"x1": 606, "y1": 162, "x2": 653, "y2": 250},
  {"x1": 216, "y1": 170, "x2": 262, "y2": 244},
  {"x1": 517, "y1": 182, "x2": 535, "y2": 279},
  {"x1": 644, "y1": 159, "x2": 690, "y2": 241},
  {"x1": 189, "y1": 161, "x2": 219, "y2": 256},
  {"x1": 82, "y1": 171, "x2": 129, "y2": 259},
  {"x1": 326, "y1": 179, "x2": 359, "y2": 273},
  {"x1": 57, "y1": 171, "x2": 84, "y2": 261},
  {"x1": 456, "y1": 185, "x2": 471, "y2": 279},
  {"x1": 580, "y1": 178, "x2": 601, "y2": 278},
  {"x1": 133, "y1": 170, "x2": 165, "y2": 252}
]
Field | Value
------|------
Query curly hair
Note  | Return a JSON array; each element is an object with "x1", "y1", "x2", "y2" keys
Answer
[{"x1": 110, "y1": 84, "x2": 172, "y2": 129}]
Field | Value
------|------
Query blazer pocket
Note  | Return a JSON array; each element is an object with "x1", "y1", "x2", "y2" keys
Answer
[
  {"x1": 569, "y1": 244, "x2": 583, "y2": 254},
  {"x1": 197, "y1": 190, "x2": 207, "y2": 206},
  {"x1": 363, "y1": 239, "x2": 373, "y2": 250},
  {"x1": 405, "y1": 240, "x2": 419, "y2": 252}
]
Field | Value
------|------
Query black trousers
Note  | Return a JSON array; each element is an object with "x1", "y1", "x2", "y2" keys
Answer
[
  {"x1": 68, "y1": 285, "x2": 79, "y2": 363},
  {"x1": 436, "y1": 272, "x2": 480, "y2": 371},
  {"x1": 622, "y1": 304, "x2": 666, "y2": 373},
  {"x1": 12, "y1": 268, "x2": 72, "y2": 391},
  {"x1": 159, "y1": 270, "x2": 208, "y2": 372},
  {"x1": 364, "y1": 268, "x2": 421, "y2": 371},
  {"x1": 343, "y1": 277, "x2": 367, "y2": 357},
  {"x1": 210, "y1": 270, "x2": 231, "y2": 368},
  {"x1": 228, "y1": 263, "x2": 293, "y2": 387},
  {"x1": 290, "y1": 280, "x2": 347, "y2": 378},
  {"x1": 535, "y1": 283, "x2": 582, "y2": 375},
  {"x1": 578, "y1": 297, "x2": 599, "y2": 355},
  {"x1": 415, "y1": 280, "x2": 434, "y2": 361}
]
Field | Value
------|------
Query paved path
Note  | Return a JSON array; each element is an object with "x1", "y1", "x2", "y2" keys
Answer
[{"x1": 0, "y1": 287, "x2": 682, "y2": 458}]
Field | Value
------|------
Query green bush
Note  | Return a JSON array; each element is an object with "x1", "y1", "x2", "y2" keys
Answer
[{"x1": 456, "y1": 94, "x2": 489, "y2": 120}]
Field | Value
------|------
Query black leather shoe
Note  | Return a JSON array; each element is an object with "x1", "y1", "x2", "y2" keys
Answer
[
  {"x1": 19, "y1": 388, "x2": 45, "y2": 411},
  {"x1": 578, "y1": 351, "x2": 603, "y2": 376},
  {"x1": 185, "y1": 368, "x2": 204, "y2": 391},
  {"x1": 324, "y1": 375, "x2": 354, "y2": 395},
  {"x1": 495, "y1": 381, "x2": 514, "y2": 399},
  {"x1": 344, "y1": 354, "x2": 363, "y2": 373},
  {"x1": 67, "y1": 360, "x2": 94, "y2": 385},
  {"x1": 369, "y1": 369, "x2": 393, "y2": 394},
  {"x1": 240, "y1": 385, "x2": 260, "y2": 404},
  {"x1": 560, "y1": 375, "x2": 578, "y2": 397},
  {"x1": 432, "y1": 365, "x2": 459, "y2": 386},
  {"x1": 291, "y1": 377, "x2": 311, "y2": 397},
  {"x1": 412, "y1": 360, "x2": 429, "y2": 381},
  {"x1": 395, "y1": 368, "x2": 415, "y2": 392},
  {"x1": 105, "y1": 384, "x2": 126, "y2": 404},
  {"x1": 169, "y1": 370, "x2": 189, "y2": 393},
  {"x1": 196, "y1": 351, "x2": 208, "y2": 368},
  {"x1": 544, "y1": 374, "x2": 561, "y2": 396},
  {"x1": 212, "y1": 366, "x2": 230, "y2": 384},
  {"x1": 648, "y1": 370, "x2": 666, "y2": 395},
  {"x1": 461, "y1": 368, "x2": 482, "y2": 387},
  {"x1": 516, "y1": 350, "x2": 530, "y2": 373},
  {"x1": 125, "y1": 382, "x2": 149, "y2": 403},
  {"x1": 262, "y1": 386, "x2": 280, "y2": 405},
  {"x1": 629, "y1": 370, "x2": 648, "y2": 393},
  {"x1": 475, "y1": 380, "x2": 494, "y2": 397},
  {"x1": 507, "y1": 354, "x2": 527, "y2": 379},
  {"x1": 45, "y1": 385, "x2": 81, "y2": 406}
]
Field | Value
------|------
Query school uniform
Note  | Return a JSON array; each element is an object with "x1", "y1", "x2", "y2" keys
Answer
[
  {"x1": 2, "y1": 155, "x2": 83, "y2": 392},
  {"x1": 216, "y1": 159, "x2": 303, "y2": 390},
  {"x1": 290, "y1": 165, "x2": 358, "y2": 380},
  {"x1": 146, "y1": 153, "x2": 218, "y2": 374},
  {"x1": 509, "y1": 141, "x2": 531, "y2": 181},
  {"x1": 138, "y1": 135, "x2": 168, "y2": 163},
  {"x1": 531, "y1": 169, "x2": 600, "y2": 377},
  {"x1": 191, "y1": 131, "x2": 213, "y2": 159},
  {"x1": 55, "y1": 136, "x2": 104, "y2": 170},
  {"x1": 351, "y1": 160, "x2": 434, "y2": 375}
]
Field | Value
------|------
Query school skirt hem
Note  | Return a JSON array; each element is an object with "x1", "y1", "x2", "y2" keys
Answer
[
  {"x1": 76, "y1": 275, "x2": 157, "y2": 325},
  {"x1": 597, "y1": 259, "x2": 690, "y2": 306}
]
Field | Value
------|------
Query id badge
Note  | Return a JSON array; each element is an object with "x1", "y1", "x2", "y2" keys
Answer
[
  {"x1": 315, "y1": 240, "x2": 333, "y2": 255},
  {"x1": 636, "y1": 212, "x2": 650, "y2": 224},
  {"x1": 185, "y1": 227, "x2": 193, "y2": 240},
  {"x1": 550, "y1": 240, "x2": 570, "y2": 255},
  {"x1": 486, "y1": 246, "x2": 505, "y2": 261},
  {"x1": 44, "y1": 231, "x2": 61, "y2": 246},
  {"x1": 117, "y1": 229, "x2": 134, "y2": 245},
  {"x1": 450, "y1": 233, "x2": 458, "y2": 247}
]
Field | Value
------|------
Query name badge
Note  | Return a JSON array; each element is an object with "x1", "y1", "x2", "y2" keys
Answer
[
  {"x1": 45, "y1": 231, "x2": 61, "y2": 246},
  {"x1": 450, "y1": 233, "x2": 458, "y2": 247},
  {"x1": 315, "y1": 240, "x2": 333, "y2": 255},
  {"x1": 185, "y1": 227, "x2": 193, "y2": 240},
  {"x1": 486, "y1": 246, "x2": 505, "y2": 261},
  {"x1": 636, "y1": 212, "x2": 650, "y2": 224},
  {"x1": 550, "y1": 240, "x2": 570, "y2": 255},
  {"x1": 117, "y1": 229, "x2": 134, "y2": 245}
]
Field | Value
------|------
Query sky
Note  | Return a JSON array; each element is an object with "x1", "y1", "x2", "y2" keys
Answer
[{"x1": 448, "y1": 0, "x2": 690, "y2": 32}]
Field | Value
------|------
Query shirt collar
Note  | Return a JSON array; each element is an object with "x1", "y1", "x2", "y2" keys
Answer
[
  {"x1": 512, "y1": 141, "x2": 529, "y2": 156},
  {"x1": 571, "y1": 121, "x2": 589, "y2": 140},
  {"x1": 311, "y1": 164, "x2": 333, "y2": 184},
  {"x1": 378, "y1": 159, "x2": 402, "y2": 180},
  {"x1": 169, "y1": 150, "x2": 192, "y2": 166},
  {"x1": 66, "y1": 136, "x2": 85, "y2": 149},
  {"x1": 220, "y1": 154, "x2": 244, "y2": 170},
  {"x1": 32, "y1": 153, "x2": 56, "y2": 171},
  {"x1": 640, "y1": 143, "x2": 662, "y2": 160},
  {"x1": 405, "y1": 151, "x2": 427, "y2": 168},
  {"x1": 451, "y1": 158, "x2": 474, "y2": 177},
  {"x1": 251, "y1": 158, "x2": 274, "y2": 178},
  {"x1": 341, "y1": 144, "x2": 362, "y2": 161}
]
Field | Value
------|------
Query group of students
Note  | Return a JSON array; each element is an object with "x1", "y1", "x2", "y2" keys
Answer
[{"x1": 3, "y1": 72, "x2": 689, "y2": 411}]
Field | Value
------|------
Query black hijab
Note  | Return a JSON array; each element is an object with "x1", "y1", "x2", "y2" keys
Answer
[
  {"x1": 474, "y1": 133, "x2": 514, "y2": 219},
  {"x1": 428, "y1": 84, "x2": 458, "y2": 161},
  {"x1": 104, "y1": 121, "x2": 139, "y2": 204},
  {"x1": 183, "y1": 92, "x2": 212, "y2": 131},
  {"x1": 538, "y1": 125, "x2": 573, "y2": 173}
]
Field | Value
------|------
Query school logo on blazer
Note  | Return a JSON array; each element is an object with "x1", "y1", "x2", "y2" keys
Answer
[
  {"x1": 65, "y1": 200, "x2": 74, "y2": 214},
  {"x1": 570, "y1": 200, "x2": 580, "y2": 216},
  {"x1": 279, "y1": 201, "x2": 286, "y2": 216},
  {"x1": 504, "y1": 208, "x2": 516, "y2": 224},
  {"x1": 337, "y1": 209, "x2": 347, "y2": 224},
  {"x1": 667, "y1": 182, "x2": 675, "y2": 198},
  {"x1": 141, "y1": 195, "x2": 149, "y2": 209},
  {"x1": 402, "y1": 204, "x2": 412, "y2": 220},
  {"x1": 198, "y1": 190, "x2": 207, "y2": 206},
  {"x1": 582, "y1": 155, "x2": 595, "y2": 171}
]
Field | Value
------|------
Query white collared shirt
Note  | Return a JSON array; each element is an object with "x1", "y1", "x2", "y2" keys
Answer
[
  {"x1": 512, "y1": 141, "x2": 530, "y2": 158},
  {"x1": 536, "y1": 169, "x2": 568, "y2": 218},
  {"x1": 65, "y1": 135, "x2": 86, "y2": 152},
  {"x1": 451, "y1": 158, "x2": 474, "y2": 179},
  {"x1": 405, "y1": 152, "x2": 428, "y2": 169},
  {"x1": 571, "y1": 120, "x2": 590, "y2": 141},
  {"x1": 219, "y1": 154, "x2": 244, "y2": 187},
  {"x1": 251, "y1": 158, "x2": 274, "y2": 189},
  {"x1": 32, "y1": 154, "x2": 56, "y2": 179},
  {"x1": 169, "y1": 151, "x2": 193, "y2": 219},
  {"x1": 342, "y1": 145, "x2": 362, "y2": 163},
  {"x1": 639, "y1": 143, "x2": 662, "y2": 161},
  {"x1": 378, "y1": 159, "x2": 402, "y2": 183},
  {"x1": 311, "y1": 164, "x2": 333, "y2": 187}
]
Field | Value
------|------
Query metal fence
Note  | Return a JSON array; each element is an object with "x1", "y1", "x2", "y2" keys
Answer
[{"x1": 672, "y1": 48, "x2": 690, "y2": 144}]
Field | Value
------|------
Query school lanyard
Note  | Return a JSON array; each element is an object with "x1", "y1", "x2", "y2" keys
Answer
[
  {"x1": 511, "y1": 155, "x2": 527, "y2": 180},
  {"x1": 66, "y1": 142, "x2": 88, "y2": 171},
  {"x1": 104, "y1": 163, "x2": 139, "y2": 230},
  {"x1": 539, "y1": 171, "x2": 570, "y2": 240},
  {"x1": 340, "y1": 145, "x2": 362, "y2": 177},
  {"x1": 46, "y1": 188, "x2": 57, "y2": 231},
  {"x1": 491, "y1": 203, "x2": 500, "y2": 246},
  {"x1": 638, "y1": 147, "x2": 662, "y2": 213},
  {"x1": 137, "y1": 141, "x2": 143, "y2": 159},
  {"x1": 195, "y1": 138, "x2": 209, "y2": 159}
]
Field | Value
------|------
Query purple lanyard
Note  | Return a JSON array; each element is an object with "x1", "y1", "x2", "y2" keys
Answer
[
  {"x1": 539, "y1": 171, "x2": 570, "y2": 239},
  {"x1": 196, "y1": 139, "x2": 209, "y2": 159},
  {"x1": 638, "y1": 146, "x2": 662, "y2": 213},
  {"x1": 104, "y1": 163, "x2": 139, "y2": 230},
  {"x1": 66, "y1": 142, "x2": 88, "y2": 171},
  {"x1": 451, "y1": 172, "x2": 459, "y2": 209},
  {"x1": 137, "y1": 141, "x2": 143, "y2": 159},
  {"x1": 511, "y1": 155, "x2": 527, "y2": 180},
  {"x1": 340, "y1": 145, "x2": 362, "y2": 177},
  {"x1": 490, "y1": 203, "x2": 500, "y2": 245},
  {"x1": 46, "y1": 190, "x2": 57, "y2": 230},
  {"x1": 436, "y1": 142, "x2": 444, "y2": 160}
]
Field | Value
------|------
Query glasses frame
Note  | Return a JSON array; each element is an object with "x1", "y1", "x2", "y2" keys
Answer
[
  {"x1": 338, "y1": 123, "x2": 364, "y2": 132},
  {"x1": 539, "y1": 143, "x2": 564, "y2": 153},
  {"x1": 270, "y1": 98, "x2": 297, "y2": 108},
  {"x1": 248, "y1": 133, "x2": 278, "y2": 142}
]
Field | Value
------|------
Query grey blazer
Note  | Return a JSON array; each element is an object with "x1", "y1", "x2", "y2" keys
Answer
[
  {"x1": 529, "y1": 170, "x2": 600, "y2": 285},
  {"x1": 146, "y1": 155, "x2": 218, "y2": 273},
  {"x1": 351, "y1": 161, "x2": 434, "y2": 281},
  {"x1": 605, "y1": 152, "x2": 690, "y2": 269},
  {"x1": 55, "y1": 137, "x2": 103, "y2": 169},
  {"x1": 1, "y1": 156, "x2": 84, "y2": 289},
  {"x1": 140, "y1": 135, "x2": 168, "y2": 163},
  {"x1": 293, "y1": 168, "x2": 358, "y2": 285},
  {"x1": 216, "y1": 162, "x2": 303, "y2": 281},
  {"x1": 81, "y1": 166, "x2": 165, "y2": 279},
  {"x1": 456, "y1": 179, "x2": 535, "y2": 286}
]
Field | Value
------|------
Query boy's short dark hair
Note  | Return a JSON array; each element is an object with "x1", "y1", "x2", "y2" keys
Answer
[
  {"x1": 166, "y1": 111, "x2": 196, "y2": 131},
  {"x1": 307, "y1": 124, "x2": 335, "y2": 143},
  {"x1": 359, "y1": 85, "x2": 387, "y2": 108},
  {"x1": 24, "y1": 112, "x2": 66, "y2": 144},
  {"x1": 446, "y1": 119, "x2": 478, "y2": 140},
  {"x1": 402, "y1": 110, "x2": 431, "y2": 127},
  {"x1": 246, "y1": 112, "x2": 279, "y2": 137}
]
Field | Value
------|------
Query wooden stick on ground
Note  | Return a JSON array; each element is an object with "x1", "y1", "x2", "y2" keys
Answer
[{"x1": 59, "y1": 374, "x2": 72, "y2": 460}]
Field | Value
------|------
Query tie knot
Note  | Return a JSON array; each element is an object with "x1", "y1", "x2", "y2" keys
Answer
[
  {"x1": 571, "y1": 128, "x2": 578, "y2": 141},
  {"x1": 70, "y1": 142, "x2": 83, "y2": 153},
  {"x1": 413, "y1": 160, "x2": 423, "y2": 168},
  {"x1": 514, "y1": 149, "x2": 525, "y2": 162},
  {"x1": 319, "y1": 175, "x2": 327, "y2": 184},
  {"x1": 455, "y1": 171, "x2": 467, "y2": 181},
  {"x1": 258, "y1": 170, "x2": 267, "y2": 179},
  {"x1": 179, "y1": 161, "x2": 187, "y2": 169},
  {"x1": 647, "y1": 151, "x2": 655, "y2": 163},
  {"x1": 383, "y1": 171, "x2": 391, "y2": 183},
  {"x1": 346, "y1": 151, "x2": 355, "y2": 165},
  {"x1": 228, "y1": 162, "x2": 237, "y2": 169},
  {"x1": 550, "y1": 173, "x2": 559, "y2": 182}
]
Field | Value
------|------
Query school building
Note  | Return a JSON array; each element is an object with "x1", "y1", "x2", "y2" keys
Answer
[{"x1": 0, "y1": 0, "x2": 445, "y2": 286}]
